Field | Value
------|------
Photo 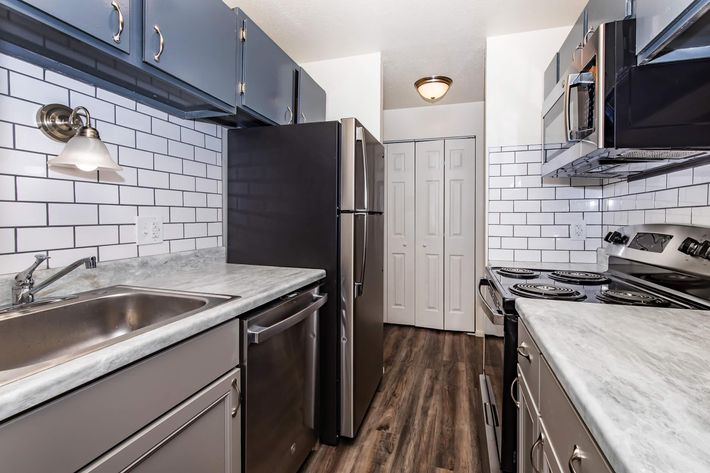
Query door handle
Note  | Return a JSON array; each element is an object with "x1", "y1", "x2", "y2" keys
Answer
[
  {"x1": 357, "y1": 126, "x2": 369, "y2": 212},
  {"x1": 111, "y1": 1, "x2": 124, "y2": 44},
  {"x1": 230, "y1": 377, "x2": 241, "y2": 417},
  {"x1": 153, "y1": 25, "x2": 165, "y2": 62},
  {"x1": 247, "y1": 294, "x2": 327, "y2": 344},
  {"x1": 285, "y1": 106, "x2": 294, "y2": 124},
  {"x1": 354, "y1": 212, "x2": 368, "y2": 298},
  {"x1": 300, "y1": 111, "x2": 306, "y2": 123}
]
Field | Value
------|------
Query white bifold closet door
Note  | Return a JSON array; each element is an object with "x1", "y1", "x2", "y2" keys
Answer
[
  {"x1": 385, "y1": 142, "x2": 416, "y2": 325},
  {"x1": 443, "y1": 139, "x2": 475, "y2": 332},
  {"x1": 414, "y1": 140, "x2": 445, "y2": 330}
]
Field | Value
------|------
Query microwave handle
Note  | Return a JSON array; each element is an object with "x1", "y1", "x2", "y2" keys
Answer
[
  {"x1": 564, "y1": 76, "x2": 572, "y2": 142},
  {"x1": 565, "y1": 73, "x2": 595, "y2": 141}
]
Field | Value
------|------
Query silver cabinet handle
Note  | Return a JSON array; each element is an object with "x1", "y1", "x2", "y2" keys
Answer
[
  {"x1": 300, "y1": 111, "x2": 306, "y2": 123},
  {"x1": 510, "y1": 377, "x2": 520, "y2": 408},
  {"x1": 111, "y1": 1, "x2": 124, "y2": 44},
  {"x1": 530, "y1": 432, "x2": 544, "y2": 473},
  {"x1": 568, "y1": 445, "x2": 585, "y2": 473},
  {"x1": 517, "y1": 342, "x2": 531, "y2": 361},
  {"x1": 153, "y1": 25, "x2": 164, "y2": 62},
  {"x1": 285, "y1": 106, "x2": 294, "y2": 124},
  {"x1": 230, "y1": 377, "x2": 241, "y2": 417}
]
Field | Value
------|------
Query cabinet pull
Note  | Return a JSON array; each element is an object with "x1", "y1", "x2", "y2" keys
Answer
[
  {"x1": 517, "y1": 342, "x2": 531, "y2": 361},
  {"x1": 111, "y1": 1, "x2": 124, "y2": 44},
  {"x1": 153, "y1": 25, "x2": 165, "y2": 62},
  {"x1": 530, "y1": 431, "x2": 544, "y2": 473},
  {"x1": 568, "y1": 445, "x2": 585, "y2": 473},
  {"x1": 510, "y1": 377, "x2": 520, "y2": 408},
  {"x1": 286, "y1": 106, "x2": 294, "y2": 124},
  {"x1": 231, "y1": 378, "x2": 241, "y2": 417},
  {"x1": 300, "y1": 111, "x2": 307, "y2": 123}
]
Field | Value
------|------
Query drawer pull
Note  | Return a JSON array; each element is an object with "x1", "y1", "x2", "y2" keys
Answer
[
  {"x1": 230, "y1": 378, "x2": 241, "y2": 417},
  {"x1": 111, "y1": 1, "x2": 124, "y2": 44},
  {"x1": 517, "y1": 342, "x2": 531, "y2": 361},
  {"x1": 568, "y1": 445, "x2": 585, "y2": 473},
  {"x1": 530, "y1": 432, "x2": 544, "y2": 473},
  {"x1": 510, "y1": 377, "x2": 520, "y2": 408}
]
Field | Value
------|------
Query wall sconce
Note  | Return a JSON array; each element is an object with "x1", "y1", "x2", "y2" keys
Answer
[
  {"x1": 415, "y1": 76, "x2": 453, "y2": 103},
  {"x1": 36, "y1": 104, "x2": 121, "y2": 172}
]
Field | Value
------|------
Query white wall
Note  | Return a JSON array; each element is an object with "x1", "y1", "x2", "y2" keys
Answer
[
  {"x1": 485, "y1": 26, "x2": 570, "y2": 148},
  {"x1": 383, "y1": 102, "x2": 484, "y2": 142},
  {"x1": 301, "y1": 52, "x2": 383, "y2": 141}
]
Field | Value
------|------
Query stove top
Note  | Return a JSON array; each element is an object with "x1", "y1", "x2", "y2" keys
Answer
[{"x1": 549, "y1": 270, "x2": 610, "y2": 285}]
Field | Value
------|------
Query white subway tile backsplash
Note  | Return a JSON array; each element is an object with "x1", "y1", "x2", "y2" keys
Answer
[
  {"x1": 514, "y1": 150, "x2": 542, "y2": 163},
  {"x1": 0, "y1": 59, "x2": 223, "y2": 272},
  {"x1": 489, "y1": 152, "x2": 515, "y2": 164},
  {"x1": 514, "y1": 250, "x2": 541, "y2": 262},
  {"x1": 49, "y1": 203, "x2": 97, "y2": 226},
  {"x1": 541, "y1": 200, "x2": 569, "y2": 212},
  {"x1": 489, "y1": 201, "x2": 513, "y2": 212},
  {"x1": 528, "y1": 238, "x2": 555, "y2": 250},
  {"x1": 542, "y1": 250, "x2": 569, "y2": 263},
  {"x1": 678, "y1": 185, "x2": 708, "y2": 207},
  {"x1": 16, "y1": 177, "x2": 73, "y2": 202},
  {"x1": 514, "y1": 201, "x2": 540, "y2": 213},
  {"x1": 500, "y1": 188, "x2": 527, "y2": 200},
  {"x1": 489, "y1": 249, "x2": 514, "y2": 260},
  {"x1": 527, "y1": 213, "x2": 554, "y2": 225},
  {"x1": 666, "y1": 208, "x2": 692, "y2": 224},
  {"x1": 500, "y1": 213, "x2": 526, "y2": 224},
  {"x1": 501, "y1": 164, "x2": 527, "y2": 176},
  {"x1": 514, "y1": 176, "x2": 540, "y2": 188},
  {"x1": 489, "y1": 225, "x2": 513, "y2": 237},
  {"x1": 527, "y1": 187, "x2": 555, "y2": 200}
]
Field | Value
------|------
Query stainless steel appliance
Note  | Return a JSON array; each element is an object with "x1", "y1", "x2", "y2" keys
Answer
[
  {"x1": 241, "y1": 286, "x2": 325, "y2": 473},
  {"x1": 227, "y1": 118, "x2": 385, "y2": 447},
  {"x1": 542, "y1": 19, "x2": 710, "y2": 179},
  {"x1": 478, "y1": 224, "x2": 710, "y2": 473}
]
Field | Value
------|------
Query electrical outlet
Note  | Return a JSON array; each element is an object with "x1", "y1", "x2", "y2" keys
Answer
[
  {"x1": 571, "y1": 222, "x2": 587, "y2": 241},
  {"x1": 136, "y1": 216, "x2": 163, "y2": 245}
]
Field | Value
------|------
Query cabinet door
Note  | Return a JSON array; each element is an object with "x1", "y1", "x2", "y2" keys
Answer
[
  {"x1": 83, "y1": 368, "x2": 241, "y2": 473},
  {"x1": 297, "y1": 68, "x2": 326, "y2": 123},
  {"x1": 143, "y1": 0, "x2": 238, "y2": 106},
  {"x1": 517, "y1": 370, "x2": 540, "y2": 473},
  {"x1": 443, "y1": 138, "x2": 476, "y2": 332},
  {"x1": 415, "y1": 140, "x2": 445, "y2": 330},
  {"x1": 559, "y1": 10, "x2": 586, "y2": 74},
  {"x1": 385, "y1": 142, "x2": 416, "y2": 326},
  {"x1": 20, "y1": 0, "x2": 130, "y2": 53},
  {"x1": 586, "y1": 0, "x2": 631, "y2": 32},
  {"x1": 240, "y1": 14, "x2": 298, "y2": 125}
]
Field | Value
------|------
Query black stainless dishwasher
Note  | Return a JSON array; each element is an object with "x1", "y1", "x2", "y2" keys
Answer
[{"x1": 241, "y1": 285, "x2": 325, "y2": 473}]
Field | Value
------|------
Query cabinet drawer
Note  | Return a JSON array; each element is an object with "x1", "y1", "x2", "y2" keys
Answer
[
  {"x1": 540, "y1": 358, "x2": 613, "y2": 473},
  {"x1": 82, "y1": 368, "x2": 241, "y2": 473},
  {"x1": 517, "y1": 320, "x2": 540, "y2": 408},
  {"x1": 0, "y1": 319, "x2": 240, "y2": 473}
]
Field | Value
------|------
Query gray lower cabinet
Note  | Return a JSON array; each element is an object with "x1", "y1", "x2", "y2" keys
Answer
[
  {"x1": 0, "y1": 319, "x2": 241, "y2": 473},
  {"x1": 143, "y1": 0, "x2": 238, "y2": 106},
  {"x1": 517, "y1": 321, "x2": 613, "y2": 473},
  {"x1": 82, "y1": 368, "x2": 241, "y2": 473},
  {"x1": 19, "y1": 0, "x2": 131, "y2": 53},
  {"x1": 297, "y1": 67, "x2": 326, "y2": 123},
  {"x1": 239, "y1": 11, "x2": 298, "y2": 125}
]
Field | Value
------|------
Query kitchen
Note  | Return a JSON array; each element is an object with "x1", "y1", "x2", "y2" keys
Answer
[{"x1": 0, "y1": 0, "x2": 709, "y2": 472}]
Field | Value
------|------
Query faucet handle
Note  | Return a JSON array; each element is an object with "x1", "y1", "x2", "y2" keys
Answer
[{"x1": 14, "y1": 254, "x2": 50, "y2": 283}]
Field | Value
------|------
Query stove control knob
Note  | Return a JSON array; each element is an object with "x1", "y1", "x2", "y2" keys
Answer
[
  {"x1": 679, "y1": 237, "x2": 702, "y2": 256},
  {"x1": 697, "y1": 241, "x2": 710, "y2": 260},
  {"x1": 604, "y1": 231, "x2": 628, "y2": 244}
]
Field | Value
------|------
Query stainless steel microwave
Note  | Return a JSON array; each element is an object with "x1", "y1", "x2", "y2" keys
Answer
[{"x1": 541, "y1": 19, "x2": 710, "y2": 179}]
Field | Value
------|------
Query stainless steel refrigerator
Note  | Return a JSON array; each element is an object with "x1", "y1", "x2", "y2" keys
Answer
[{"x1": 227, "y1": 118, "x2": 384, "y2": 448}]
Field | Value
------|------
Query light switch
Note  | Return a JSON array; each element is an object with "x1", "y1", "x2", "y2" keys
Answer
[{"x1": 136, "y1": 216, "x2": 163, "y2": 245}]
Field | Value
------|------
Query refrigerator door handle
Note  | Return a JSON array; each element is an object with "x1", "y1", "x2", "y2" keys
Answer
[
  {"x1": 354, "y1": 212, "x2": 368, "y2": 298},
  {"x1": 357, "y1": 126, "x2": 369, "y2": 212}
]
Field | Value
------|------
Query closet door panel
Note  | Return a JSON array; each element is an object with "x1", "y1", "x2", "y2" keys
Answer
[
  {"x1": 415, "y1": 140, "x2": 445, "y2": 330},
  {"x1": 385, "y1": 142, "x2": 416, "y2": 325},
  {"x1": 444, "y1": 138, "x2": 476, "y2": 332}
]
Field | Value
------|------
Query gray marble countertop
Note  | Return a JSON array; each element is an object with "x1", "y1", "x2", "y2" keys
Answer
[
  {"x1": 0, "y1": 248, "x2": 325, "y2": 422},
  {"x1": 516, "y1": 299, "x2": 710, "y2": 473}
]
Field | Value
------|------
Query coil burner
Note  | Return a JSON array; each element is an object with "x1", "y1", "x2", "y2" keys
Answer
[
  {"x1": 509, "y1": 283, "x2": 586, "y2": 301},
  {"x1": 597, "y1": 289, "x2": 671, "y2": 307},
  {"x1": 496, "y1": 268, "x2": 540, "y2": 279},
  {"x1": 549, "y1": 271, "x2": 610, "y2": 285}
]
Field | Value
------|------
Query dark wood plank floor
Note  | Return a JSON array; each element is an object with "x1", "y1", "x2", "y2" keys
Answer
[{"x1": 302, "y1": 325, "x2": 500, "y2": 473}]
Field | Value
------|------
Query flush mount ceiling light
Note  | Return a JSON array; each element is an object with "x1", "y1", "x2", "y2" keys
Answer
[
  {"x1": 37, "y1": 104, "x2": 121, "y2": 172},
  {"x1": 415, "y1": 76, "x2": 453, "y2": 103}
]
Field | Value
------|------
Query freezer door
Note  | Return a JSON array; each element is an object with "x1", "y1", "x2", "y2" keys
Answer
[
  {"x1": 340, "y1": 118, "x2": 385, "y2": 213},
  {"x1": 340, "y1": 213, "x2": 384, "y2": 438}
]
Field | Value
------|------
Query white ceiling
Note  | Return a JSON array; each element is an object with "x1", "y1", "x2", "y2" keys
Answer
[{"x1": 223, "y1": 0, "x2": 586, "y2": 109}]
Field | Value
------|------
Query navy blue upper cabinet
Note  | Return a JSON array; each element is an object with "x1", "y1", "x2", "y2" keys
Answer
[
  {"x1": 239, "y1": 12, "x2": 298, "y2": 125},
  {"x1": 296, "y1": 67, "x2": 326, "y2": 123},
  {"x1": 143, "y1": 0, "x2": 237, "y2": 107},
  {"x1": 19, "y1": 0, "x2": 131, "y2": 53}
]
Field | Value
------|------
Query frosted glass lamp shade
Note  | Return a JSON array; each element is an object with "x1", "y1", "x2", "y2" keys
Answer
[
  {"x1": 415, "y1": 76, "x2": 453, "y2": 103},
  {"x1": 48, "y1": 133, "x2": 122, "y2": 172}
]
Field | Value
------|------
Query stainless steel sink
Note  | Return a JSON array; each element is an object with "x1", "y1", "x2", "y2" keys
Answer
[{"x1": 0, "y1": 286, "x2": 234, "y2": 386}]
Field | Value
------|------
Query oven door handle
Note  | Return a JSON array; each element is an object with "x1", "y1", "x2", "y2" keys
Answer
[
  {"x1": 478, "y1": 278, "x2": 503, "y2": 319},
  {"x1": 248, "y1": 294, "x2": 327, "y2": 344}
]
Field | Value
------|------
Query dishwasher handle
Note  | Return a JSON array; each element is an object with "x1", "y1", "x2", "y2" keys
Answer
[{"x1": 247, "y1": 294, "x2": 327, "y2": 344}]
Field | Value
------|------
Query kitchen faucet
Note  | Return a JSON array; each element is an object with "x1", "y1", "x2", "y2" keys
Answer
[{"x1": 12, "y1": 254, "x2": 97, "y2": 305}]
